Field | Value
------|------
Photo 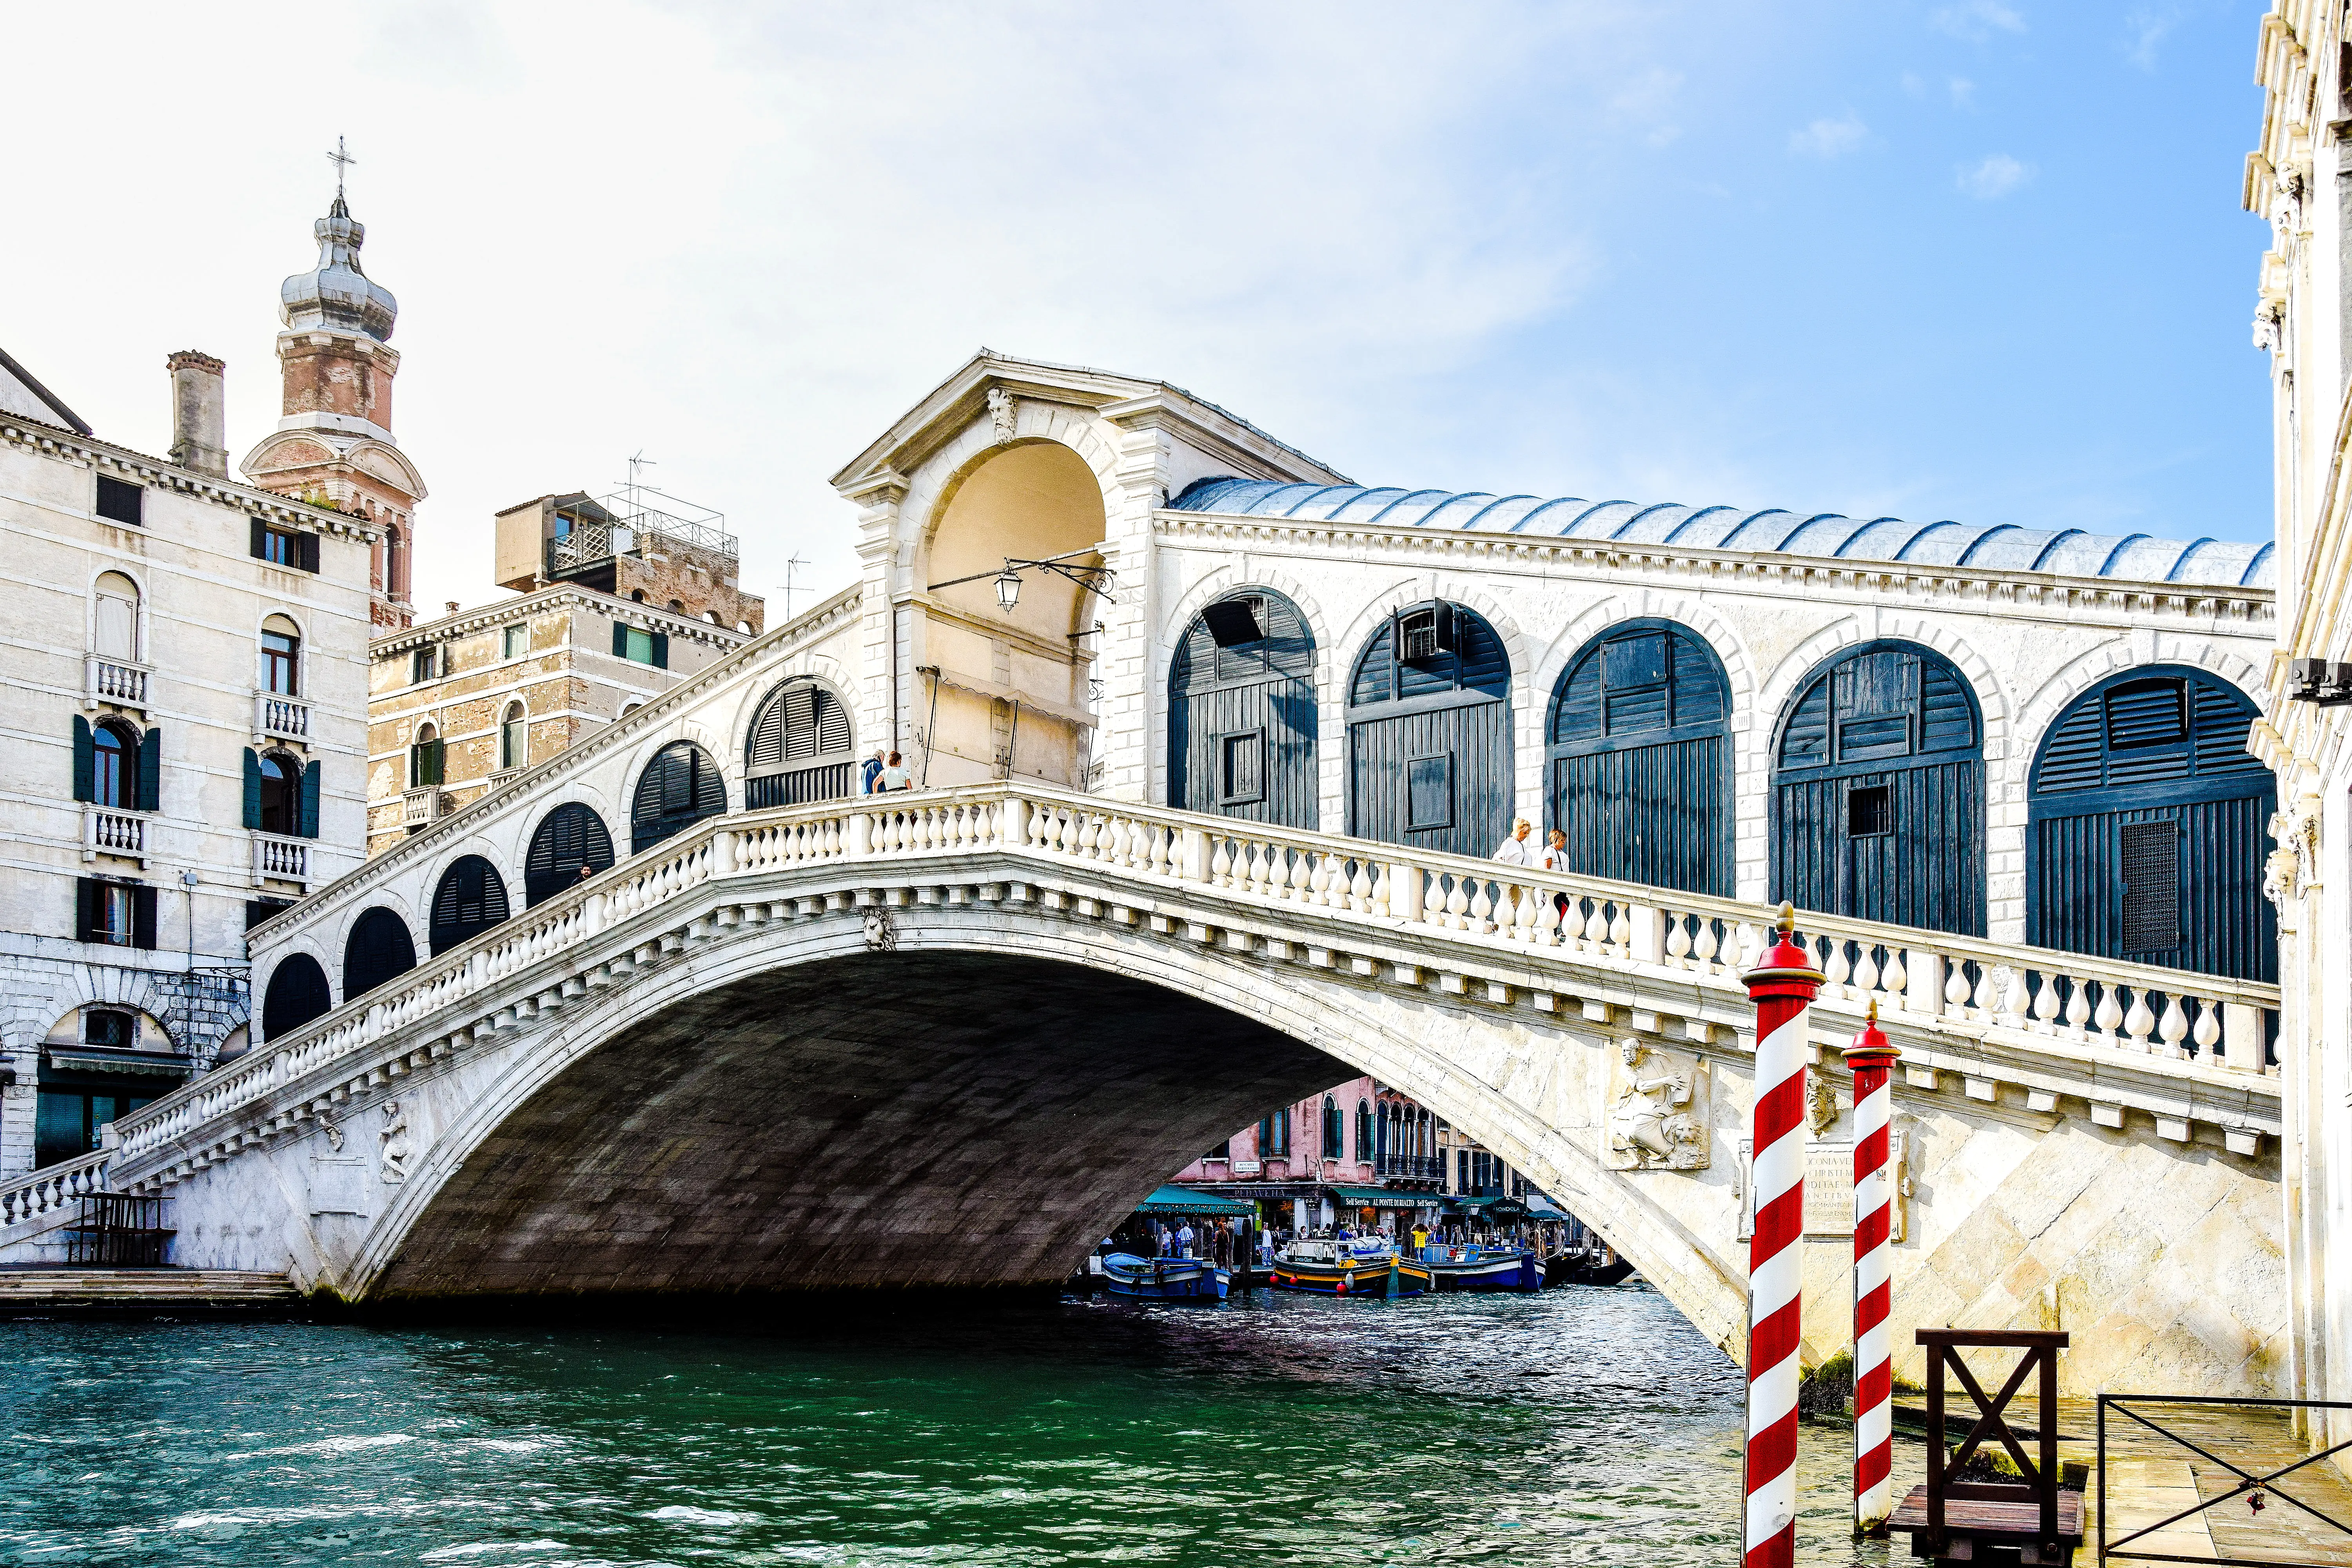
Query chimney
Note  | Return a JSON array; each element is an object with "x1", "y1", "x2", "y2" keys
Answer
[{"x1": 166, "y1": 352, "x2": 228, "y2": 478}]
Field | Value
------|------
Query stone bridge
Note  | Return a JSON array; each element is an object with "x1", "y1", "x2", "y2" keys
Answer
[{"x1": 0, "y1": 777, "x2": 2286, "y2": 1396}]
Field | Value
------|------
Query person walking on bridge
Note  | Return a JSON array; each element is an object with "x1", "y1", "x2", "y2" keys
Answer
[
  {"x1": 1493, "y1": 818, "x2": 1534, "y2": 866},
  {"x1": 876, "y1": 751, "x2": 912, "y2": 791},
  {"x1": 860, "y1": 747, "x2": 886, "y2": 794}
]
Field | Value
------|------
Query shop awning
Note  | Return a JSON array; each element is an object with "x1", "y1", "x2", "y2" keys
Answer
[
  {"x1": 1133, "y1": 1183, "x2": 1258, "y2": 1216},
  {"x1": 1447, "y1": 1196, "x2": 1528, "y2": 1216},
  {"x1": 44, "y1": 1051, "x2": 192, "y2": 1079},
  {"x1": 1328, "y1": 1185, "x2": 1437, "y2": 1210},
  {"x1": 1522, "y1": 1194, "x2": 1570, "y2": 1222}
]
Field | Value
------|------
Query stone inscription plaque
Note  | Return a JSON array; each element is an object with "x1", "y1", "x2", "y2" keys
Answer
[{"x1": 1804, "y1": 1141, "x2": 1854, "y2": 1236}]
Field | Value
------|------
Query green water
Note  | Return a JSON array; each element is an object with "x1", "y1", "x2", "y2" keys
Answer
[{"x1": 0, "y1": 1286, "x2": 1913, "y2": 1566}]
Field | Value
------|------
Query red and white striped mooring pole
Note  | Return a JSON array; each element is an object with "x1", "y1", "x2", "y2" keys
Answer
[
  {"x1": 1741, "y1": 902, "x2": 1824, "y2": 1568},
  {"x1": 1846, "y1": 999, "x2": 1901, "y2": 1536}
]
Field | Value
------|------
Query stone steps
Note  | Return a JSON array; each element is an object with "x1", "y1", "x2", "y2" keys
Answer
[{"x1": 0, "y1": 1268, "x2": 300, "y2": 1313}]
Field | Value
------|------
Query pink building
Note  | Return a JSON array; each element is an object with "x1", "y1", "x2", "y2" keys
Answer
[{"x1": 1171, "y1": 1075, "x2": 1448, "y2": 1237}]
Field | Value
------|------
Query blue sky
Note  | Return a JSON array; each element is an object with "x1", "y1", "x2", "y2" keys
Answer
[{"x1": 0, "y1": 2, "x2": 2275, "y2": 614}]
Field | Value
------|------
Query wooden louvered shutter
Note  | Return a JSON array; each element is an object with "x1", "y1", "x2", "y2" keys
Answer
[
  {"x1": 137, "y1": 727, "x2": 161, "y2": 812},
  {"x1": 749, "y1": 695, "x2": 786, "y2": 769},
  {"x1": 817, "y1": 690, "x2": 850, "y2": 754},
  {"x1": 242, "y1": 748, "x2": 263, "y2": 829},
  {"x1": 299, "y1": 759, "x2": 322, "y2": 838},
  {"x1": 612, "y1": 621, "x2": 628, "y2": 658},
  {"x1": 784, "y1": 687, "x2": 818, "y2": 760},
  {"x1": 250, "y1": 518, "x2": 267, "y2": 559},
  {"x1": 131, "y1": 884, "x2": 157, "y2": 950},
  {"x1": 73, "y1": 715, "x2": 94, "y2": 802},
  {"x1": 75, "y1": 877, "x2": 100, "y2": 942},
  {"x1": 651, "y1": 631, "x2": 668, "y2": 669}
]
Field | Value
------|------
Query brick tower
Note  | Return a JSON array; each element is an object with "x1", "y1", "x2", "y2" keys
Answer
[{"x1": 240, "y1": 159, "x2": 426, "y2": 630}]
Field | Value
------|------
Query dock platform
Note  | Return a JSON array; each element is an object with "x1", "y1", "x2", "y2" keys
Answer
[{"x1": 0, "y1": 1268, "x2": 300, "y2": 1316}]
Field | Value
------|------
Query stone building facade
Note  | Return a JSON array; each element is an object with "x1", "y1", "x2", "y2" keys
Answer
[
  {"x1": 2247, "y1": 0, "x2": 2352, "y2": 1446},
  {"x1": 0, "y1": 343, "x2": 374, "y2": 1178},
  {"x1": 492, "y1": 491, "x2": 766, "y2": 634},
  {"x1": 365, "y1": 586, "x2": 752, "y2": 857}
]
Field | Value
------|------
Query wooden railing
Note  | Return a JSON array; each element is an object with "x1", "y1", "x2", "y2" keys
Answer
[{"x1": 113, "y1": 784, "x2": 2283, "y2": 1176}]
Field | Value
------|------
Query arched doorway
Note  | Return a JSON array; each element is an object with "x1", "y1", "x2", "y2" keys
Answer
[
  {"x1": 1771, "y1": 640, "x2": 1985, "y2": 936},
  {"x1": 1547, "y1": 620, "x2": 1731, "y2": 895},
  {"x1": 919, "y1": 440, "x2": 1107, "y2": 788},
  {"x1": 261, "y1": 953, "x2": 333, "y2": 1042},
  {"x1": 1168, "y1": 587, "x2": 1316, "y2": 827},
  {"x1": 630, "y1": 741, "x2": 726, "y2": 854},
  {"x1": 744, "y1": 680, "x2": 857, "y2": 808},
  {"x1": 2028, "y1": 668, "x2": 2275, "y2": 980},
  {"x1": 524, "y1": 803, "x2": 616, "y2": 906},
  {"x1": 343, "y1": 907, "x2": 418, "y2": 1001},
  {"x1": 429, "y1": 855, "x2": 510, "y2": 956},
  {"x1": 1346, "y1": 600, "x2": 1511, "y2": 858}
]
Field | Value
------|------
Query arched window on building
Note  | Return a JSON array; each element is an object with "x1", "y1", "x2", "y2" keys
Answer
[
  {"x1": 2027, "y1": 668, "x2": 2276, "y2": 981},
  {"x1": 410, "y1": 722, "x2": 445, "y2": 789},
  {"x1": 1321, "y1": 1095, "x2": 1342, "y2": 1160},
  {"x1": 1356, "y1": 1098, "x2": 1373, "y2": 1163},
  {"x1": 1167, "y1": 588, "x2": 1317, "y2": 827},
  {"x1": 89, "y1": 719, "x2": 132, "y2": 809},
  {"x1": 260, "y1": 953, "x2": 333, "y2": 1042},
  {"x1": 1548, "y1": 619, "x2": 1732, "y2": 896},
  {"x1": 1771, "y1": 641, "x2": 1985, "y2": 936},
  {"x1": 261, "y1": 614, "x2": 302, "y2": 696},
  {"x1": 1346, "y1": 600, "x2": 1512, "y2": 857},
  {"x1": 429, "y1": 854, "x2": 510, "y2": 955},
  {"x1": 524, "y1": 802, "x2": 616, "y2": 906},
  {"x1": 342, "y1": 907, "x2": 417, "y2": 1001},
  {"x1": 499, "y1": 701, "x2": 528, "y2": 772},
  {"x1": 631, "y1": 741, "x2": 727, "y2": 853},
  {"x1": 93, "y1": 571, "x2": 140, "y2": 663},
  {"x1": 745, "y1": 680, "x2": 857, "y2": 808},
  {"x1": 1258, "y1": 1107, "x2": 1290, "y2": 1161},
  {"x1": 254, "y1": 750, "x2": 300, "y2": 836}
]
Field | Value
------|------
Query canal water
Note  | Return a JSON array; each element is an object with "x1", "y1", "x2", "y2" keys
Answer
[{"x1": 0, "y1": 1283, "x2": 1918, "y2": 1566}]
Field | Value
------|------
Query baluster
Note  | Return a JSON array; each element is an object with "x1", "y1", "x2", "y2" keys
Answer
[
  {"x1": 1604, "y1": 904, "x2": 1630, "y2": 960},
  {"x1": 1440, "y1": 875, "x2": 1467, "y2": 931},
  {"x1": 1947, "y1": 962, "x2": 1974, "y2": 1018},
  {"x1": 1147, "y1": 826, "x2": 1171, "y2": 878},
  {"x1": 1209, "y1": 836, "x2": 1232, "y2": 886},
  {"x1": 1881, "y1": 949, "x2": 1908, "y2": 1006},
  {"x1": 2156, "y1": 993, "x2": 2190, "y2": 1058},
  {"x1": 1583, "y1": 900, "x2": 1610, "y2": 955},
  {"x1": 2028, "y1": 973, "x2": 2058, "y2": 1033},
  {"x1": 1665, "y1": 912, "x2": 1692, "y2": 967},
  {"x1": 1350, "y1": 860, "x2": 1374, "y2": 912},
  {"x1": 2191, "y1": 997, "x2": 2223, "y2": 1059},
  {"x1": 1851, "y1": 944, "x2": 1880, "y2": 1000},
  {"x1": 1460, "y1": 879, "x2": 1487, "y2": 933},
  {"x1": 1369, "y1": 862, "x2": 1391, "y2": 918},
  {"x1": 2074, "y1": 980, "x2": 2105, "y2": 1043},
  {"x1": 1285, "y1": 847, "x2": 1311, "y2": 902},
  {"x1": 1692, "y1": 919, "x2": 1719, "y2": 974},
  {"x1": 1510, "y1": 886, "x2": 1539, "y2": 944},
  {"x1": 2121, "y1": 987, "x2": 2154, "y2": 1051}
]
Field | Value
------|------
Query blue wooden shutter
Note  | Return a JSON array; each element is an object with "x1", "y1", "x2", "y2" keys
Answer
[
  {"x1": 612, "y1": 621, "x2": 628, "y2": 658},
  {"x1": 651, "y1": 631, "x2": 669, "y2": 669},
  {"x1": 72, "y1": 715, "x2": 94, "y2": 802},
  {"x1": 299, "y1": 759, "x2": 322, "y2": 839},
  {"x1": 242, "y1": 748, "x2": 263, "y2": 829},
  {"x1": 136, "y1": 727, "x2": 161, "y2": 812}
]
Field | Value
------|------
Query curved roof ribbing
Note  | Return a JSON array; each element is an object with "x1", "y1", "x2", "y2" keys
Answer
[{"x1": 1167, "y1": 478, "x2": 2274, "y2": 590}]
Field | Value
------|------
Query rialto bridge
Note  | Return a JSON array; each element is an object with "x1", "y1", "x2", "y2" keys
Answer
[{"x1": 0, "y1": 351, "x2": 2290, "y2": 1396}]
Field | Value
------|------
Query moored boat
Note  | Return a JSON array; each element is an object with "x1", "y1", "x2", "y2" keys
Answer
[
  {"x1": 1102, "y1": 1252, "x2": 1229, "y2": 1302},
  {"x1": 1269, "y1": 1237, "x2": 1432, "y2": 1298},
  {"x1": 1422, "y1": 1244, "x2": 1543, "y2": 1292}
]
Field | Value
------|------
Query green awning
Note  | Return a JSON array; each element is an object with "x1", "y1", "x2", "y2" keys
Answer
[
  {"x1": 1523, "y1": 1195, "x2": 1569, "y2": 1222},
  {"x1": 1132, "y1": 1183, "x2": 1258, "y2": 1216},
  {"x1": 1328, "y1": 1185, "x2": 1438, "y2": 1210},
  {"x1": 1448, "y1": 1196, "x2": 1527, "y2": 1216}
]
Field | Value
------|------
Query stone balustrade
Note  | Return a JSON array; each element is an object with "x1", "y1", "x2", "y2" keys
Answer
[
  {"x1": 85, "y1": 655, "x2": 148, "y2": 709},
  {"x1": 0, "y1": 1149, "x2": 109, "y2": 1238},
  {"x1": 85, "y1": 806, "x2": 145, "y2": 859},
  {"x1": 252, "y1": 834, "x2": 310, "y2": 884},
  {"x1": 111, "y1": 784, "x2": 2282, "y2": 1192},
  {"x1": 256, "y1": 692, "x2": 311, "y2": 742}
]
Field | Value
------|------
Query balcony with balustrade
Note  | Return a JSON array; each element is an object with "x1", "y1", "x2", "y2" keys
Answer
[
  {"x1": 255, "y1": 691, "x2": 312, "y2": 745},
  {"x1": 403, "y1": 788, "x2": 446, "y2": 828},
  {"x1": 84, "y1": 655, "x2": 150, "y2": 713},
  {"x1": 84, "y1": 807, "x2": 146, "y2": 865},
  {"x1": 1374, "y1": 1153, "x2": 1445, "y2": 1183},
  {"x1": 251, "y1": 834, "x2": 310, "y2": 887}
]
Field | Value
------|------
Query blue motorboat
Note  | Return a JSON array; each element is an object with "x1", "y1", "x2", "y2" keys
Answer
[
  {"x1": 1102, "y1": 1252, "x2": 1230, "y2": 1302},
  {"x1": 1421, "y1": 1243, "x2": 1544, "y2": 1292}
]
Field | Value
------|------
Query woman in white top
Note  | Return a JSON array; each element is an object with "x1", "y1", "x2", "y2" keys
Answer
[{"x1": 1492, "y1": 818, "x2": 1535, "y2": 865}]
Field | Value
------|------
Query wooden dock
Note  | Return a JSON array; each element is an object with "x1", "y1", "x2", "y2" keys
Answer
[{"x1": 0, "y1": 1268, "x2": 300, "y2": 1315}]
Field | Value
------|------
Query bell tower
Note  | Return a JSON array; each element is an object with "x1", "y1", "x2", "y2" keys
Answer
[{"x1": 241, "y1": 139, "x2": 427, "y2": 629}]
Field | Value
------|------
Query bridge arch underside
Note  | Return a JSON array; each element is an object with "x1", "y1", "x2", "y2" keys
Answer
[{"x1": 373, "y1": 952, "x2": 1371, "y2": 1303}]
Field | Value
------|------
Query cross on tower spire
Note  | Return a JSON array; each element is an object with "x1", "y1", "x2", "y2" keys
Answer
[{"x1": 327, "y1": 136, "x2": 356, "y2": 202}]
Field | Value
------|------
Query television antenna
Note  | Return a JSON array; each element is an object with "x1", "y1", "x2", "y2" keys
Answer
[
  {"x1": 619, "y1": 452, "x2": 656, "y2": 517},
  {"x1": 782, "y1": 552, "x2": 809, "y2": 621}
]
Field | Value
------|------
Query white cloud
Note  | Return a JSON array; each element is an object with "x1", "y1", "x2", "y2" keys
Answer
[
  {"x1": 1788, "y1": 113, "x2": 1868, "y2": 158},
  {"x1": 1949, "y1": 76, "x2": 1976, "y2": 107},
  {"x1": 2123, "y1": 5, "x2": 2185, "y2": 69},
  {"x1": 1957, "y1": 153, "x2": 2034, "y2": 198},
  {"x1": 1931, "y1": 1, "x2": 2026, "y2": 41}
]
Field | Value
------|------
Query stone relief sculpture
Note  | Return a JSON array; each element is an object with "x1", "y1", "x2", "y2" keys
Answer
[
  {"x1": 987, "y1": 387, "x2": 1017, "y2": 445},
  {"x1": 379, "y1": 1098, "x2": 412, "y2": 1184},
  {"x1": 317, "y1": 1107, "x2": 344, "y2": 1153},
  {"x1": 863, "y1": 908, "x2": 897, "y2": 951},
  {"x1": 1806, "y1": 1067, "x2": 1840, "y2": 1135},
  {"x1": 1604, "y1": 1038, "x2": 1708, "y2": 1171}
]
